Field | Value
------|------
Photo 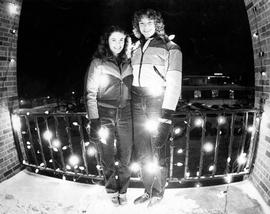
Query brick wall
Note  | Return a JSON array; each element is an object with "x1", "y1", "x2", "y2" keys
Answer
[
  {"x1": 244, "y1": 0, "x2": 270, "y2": 205},
  {"x1": 0, "y1": 0, "x2": 22, "y2": 182}
]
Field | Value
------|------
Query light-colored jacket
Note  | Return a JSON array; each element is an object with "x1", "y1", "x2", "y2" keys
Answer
[{"x1": 131, "y1": 36, "x2": 182, "y2": 111}]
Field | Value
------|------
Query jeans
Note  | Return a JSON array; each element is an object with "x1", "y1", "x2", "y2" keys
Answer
[
  {"x1": 97, "y1": 103, "x2": 133, "y2": 194},
  {"x1": 131, "y1": 87, "x2": 169, "y2": 197}
]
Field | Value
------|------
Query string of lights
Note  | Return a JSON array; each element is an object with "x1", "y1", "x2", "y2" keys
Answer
[{"x1": 251, "y1": 4, "x2": 268, "y2": 113}]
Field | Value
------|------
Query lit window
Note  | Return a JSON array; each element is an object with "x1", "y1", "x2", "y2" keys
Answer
[
  {"x1": 194, "y1": 90, "x2": 201, "y2": 99},
  {"x1": 211, "y1": 89, "x2": 218, "y2": 98}
]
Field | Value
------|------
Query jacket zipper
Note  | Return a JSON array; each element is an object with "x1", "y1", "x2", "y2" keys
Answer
[
  {"x1": 138, "y1": 48, "x2": 144, "y2": 87},
  {"x1": 119, "y1": 64, "x2": 123, "y2": 107}
]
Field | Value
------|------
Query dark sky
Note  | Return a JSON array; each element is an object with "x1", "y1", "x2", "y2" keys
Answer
[{"x1": 17, "y1": 0, "x2": 254, "y2": 99}]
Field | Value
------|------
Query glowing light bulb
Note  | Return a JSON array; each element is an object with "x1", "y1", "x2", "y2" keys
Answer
[
  {"x1": 98, "y1": 127, "x2": 109, "y2": 142},
  {"x1": 147, "y1": 84, "x2": 163, "y2": 97},
  {"x1": 203, "y1": 142, "x2": 214, "y2": 153},
  {"x1": 144, "y1": 119, "x2": 159, "y2": 133},
  {"x1": 130, "y1": 162, "x2": 140, "y2": 172},
  {"x1": 7, "y1": 3, "x2": 18, "y2": 16},
  {"x1": 247, "y1": 126, "x2": 255, "y2": 133},
  {"x1": 87, "y1": 147, "x2": 97, "y2": 157},
  {"x1": 98, "y1": 74, "x2": 109, "y2": 87},
  {"x1": 237, "y1": 153, "x2": 247, "y2": 165},
  {"x1": 208, "y1": 165, "x2": 214, "y2": 172},
  {"x1": 168, "y1": 34, "x2": 175, "y2": 40},
  {"x1": 11, "y1": 114, "x2": 21, "y2": 131},
  {"x1": 69, "y1": 155, "x2": 80, "y2": 166},
  {"x1": 174, "y1": 127, "x2": 182, "y2": 135},
  {"x1": 177, "y1": 148, "x2": 183, "y2": 154},
  {"x1": 72, "y1": 122, "x2": 79, "y2": 126},
  {"x1": 43, "y1": 130, "x2": 52, "y2": 141},
  {"x1": 145, "y1": 159, "x2": 159, "y2": 174},
  {"x1": 195, "y1": 182, "x2": 201, "y2": 188},
  {"x1": 217, "y1": 116, "x2": 226, "y2": 125},
  {"x1": 52, "y1": 139, "x2": 61, "y2": 148},
  {"x1": 253, "y1": 31, "x2": 259, "y2": 39},
  {"x1": 225, "y1": 174, "x2": 232, "y2": 183},
  {"x1": 194, "y1": 117, "x2": 204, "y2": 127},
  {"x1": 176, "y1": 162, "x2": 183, "y2": 167},
  {"x1": 79, "y1": 166, "x2": 85, "y2": 170}
]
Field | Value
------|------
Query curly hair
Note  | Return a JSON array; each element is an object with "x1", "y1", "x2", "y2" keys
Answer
[
  {"x1": 132, "y1": 9, "x2": 166, "y2": 39},
  {"x1": 93, "y1": 25, "x2": 131, "y2": 63}
]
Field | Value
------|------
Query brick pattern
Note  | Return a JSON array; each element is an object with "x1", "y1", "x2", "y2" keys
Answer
[
  {"x1": 245, "y1": 0, "x2": 270, "y2": 205},
  {"x1": 0, "y1": 0, "x2": 22, "y2": 182}
]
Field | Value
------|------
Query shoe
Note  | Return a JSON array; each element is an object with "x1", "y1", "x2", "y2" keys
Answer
[
  {"x1": 133, "y1": 192, "x2": 150, "y2": 204},
  {"x1": 119, "y1": 193, "x2": 127, "y2": 205},
  {"x1": 108, "y1": 192, "x2": 119, "y2": 206},
  {"x1": 147, "y1": 196, "x2": 162, "y2": 207}
]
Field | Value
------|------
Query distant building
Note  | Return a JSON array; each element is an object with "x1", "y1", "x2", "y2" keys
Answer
[{"x1": 182, "y1": 74, "x2": 254, "y2": 107}]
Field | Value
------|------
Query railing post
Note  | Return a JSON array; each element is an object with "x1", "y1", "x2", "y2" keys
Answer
[
  {"x1": 44, "y1": 117, "x2": 56, "y2": 170},
  {"x1": 226, "y1": 113, "x2": 235, "y2": 174},
  {"x1": 198, "y1": 114, "x2": 206, "y2": 178},
  {"x1": 25, "y1": 116, "x2": 39, "y2": 166},
  {"x1": 184, "y1": 113, "x2": 191, "y2": 179},
  {"x1": 54, "y1": 115, "x2": 66, "y2": 171},
  {"x1": 212, "y1": 113, "x2": 222, "y2": 176},
  {"x1": 34, "y1": 116, "x2": 47, "y2": 167},
  {"x1": 77, "y1": 115, "x2": 89, "y2": 175},
  {"x1": 10, "y1": 113, "x2": 24, "y2": 164}
]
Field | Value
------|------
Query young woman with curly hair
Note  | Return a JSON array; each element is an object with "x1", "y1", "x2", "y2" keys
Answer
[
  {"x1": 131, "y1": 9, "x2": 183, "y2": 207},
  {"x1": 84, "y1": 25, "x2": 133, "y2": 206}
]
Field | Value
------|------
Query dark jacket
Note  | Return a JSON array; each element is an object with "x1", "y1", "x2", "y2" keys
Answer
[{"x1": 85, "y1": 57, "x2": 133, "y2": 119}]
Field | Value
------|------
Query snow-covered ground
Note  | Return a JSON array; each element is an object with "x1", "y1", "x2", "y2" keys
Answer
[{"x1": 0, "y1": 170, "x2": 269, "y2": 214}]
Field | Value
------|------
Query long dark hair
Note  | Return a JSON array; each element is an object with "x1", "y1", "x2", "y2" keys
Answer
[
  {"x1": 93, "y1": 25, "x2": 131, "y2": 63},
  {"x1": 132, "y1": 9, "x2": 167, "y2": 40}
]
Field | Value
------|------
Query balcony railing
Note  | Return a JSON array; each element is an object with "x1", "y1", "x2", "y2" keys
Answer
[{"x1": 11, "y1": 108, "x2": 261, "y2": 186}]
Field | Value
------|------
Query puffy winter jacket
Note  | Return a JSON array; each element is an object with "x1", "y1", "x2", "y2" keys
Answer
[
  {"x1": 131, "y1": 36, "x2": 182, "y2": 111},
  {"x1": 85, "y1": 57, "x2": 133, "y2": 119}
]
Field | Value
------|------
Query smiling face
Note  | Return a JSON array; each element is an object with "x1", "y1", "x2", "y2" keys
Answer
[
  {"x1": 108, "y1": 31, "x2": 126, "y2": 57},
  {"x1": 138, "y1": 16, "x2": 156, "y2": 39}
]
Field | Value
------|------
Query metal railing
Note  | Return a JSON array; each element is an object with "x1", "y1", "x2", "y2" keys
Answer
[{"x1": 11, "y1": 108, "x2": 261, "y2": 185}]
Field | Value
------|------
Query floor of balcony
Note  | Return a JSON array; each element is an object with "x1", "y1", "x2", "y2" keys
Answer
[{"x1": 0, "y1": 170, "x2": 269, "y2": 214}]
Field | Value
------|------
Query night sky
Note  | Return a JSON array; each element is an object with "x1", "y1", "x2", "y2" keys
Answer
[{"x1": 17, "y1": 0, "x2": 254, "y2": 99}]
